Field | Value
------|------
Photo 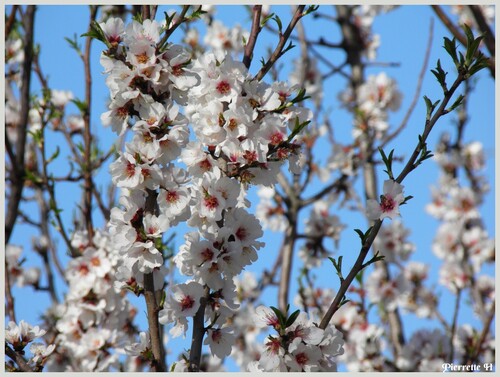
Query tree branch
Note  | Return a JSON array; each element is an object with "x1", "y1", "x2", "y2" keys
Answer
[
  {"x1": 5, "y1": 5, "x2": 36, "y2": 243},
  {"x1": 82, "y1": 5, "x2": 98, "y2": 243},
  {"x1": 242, "y1": 5, "x2": 262, "y2": 69},
  {"x1": 254, "y1": 5, "x2": 306, "y2": 81},
  {"x1": 188, "y1": 287, "x2": 209, "y2": 372},
  {"x1": 5, "y1": 344, "x2": 33, "y2": 372},
  {"x1": 431, "y1": 5, "x2": 494, "y2": 77}
]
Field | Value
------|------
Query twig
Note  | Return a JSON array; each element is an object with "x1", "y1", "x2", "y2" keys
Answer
[
  {"x1": 254, "y1": 5, "x2": 306, "y2": 81},
  {"x1": 5, "y1": 5, "x2": 36, "y2": 244},
  {"x1": 467, "y1": 5, "x2": 495, "y2": 60},
  {"x1": 5, "y1": 269, "x2": 16, "y2": 322},
  {"x1": 278, "y1": 215, "x2": 298, "y2": 312},
  {"x1": 5, "y1": 5, "x2": 18, "y2": 37},
  {"x1": 466, "y1": 300, "x2": 495, "y2": 365},
  {"x1": 395, "y1": 73, "x2": 465, "y2": 184},
  {"x1": 381, "y1": 18, "x2": 434, "y2": 148},
  {"x1": 82, "y1": 6, "x2": 97, "y2": 243},
  {"x1": 242, "y1": 5, "x2": 262, "y2": 69},
  {"x1": 158, "y1": 5, "x2": 191, "y2": 48},
  {"x1": 36, "y1": 188, "x2": 59, "y2": 304},
  {"x1": 319, "y1": 220, "x2": 383, "y2": 329},
  {"x1": 448, "y1": 288, "x2": 462, "y2": 361},
  {"x1": 188, "y1": 287, "x2": 209, "y2": 371},
  {"x1": 431, "y1": 5, "x2": 494, "y2": 77},
  {"x1": 5, "y1": 344, "x2": 33, "y2": 372},
  {"x1": 143, "y1": 189, "x2": 166, "y2": 371},
  {"x1": 144, "y1": 273, "x2": 166, "y2": 371}
]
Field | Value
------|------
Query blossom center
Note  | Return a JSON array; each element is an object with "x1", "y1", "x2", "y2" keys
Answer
[
  {"x1": 204, "y1": 195, "x2": 219, "y2": 210},
  {"x1": 295, "y1": 352, "x2": 309, "y2": 366},
  {"x1": 216, "y1": 80, "x2": 231, "y2": 95},
  {"x1": 180, "y1": 295, "x2": 195, "y2": 311},
  {"x1": 380, "y1": 195, "x2": 395, "y2": 212}
]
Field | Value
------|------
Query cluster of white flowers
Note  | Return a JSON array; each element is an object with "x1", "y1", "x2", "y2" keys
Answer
[
  {"x1": 352, "y1": 5, "x2": 398, "y2": 60},
  {"x1": 451, "y1": 5, "x2": 495, "y2": 30},
  {"x1": 5, "y1": 244, "x2": 41, "y2": 288},
  {"x1": 340, "y1": 72, "x2": 402, "y2": 142},
  {"x1": 43, "y1": 231, "x2": 140, "y2": 372},
  {"x1": 426, "y1": 142, "x2": 494, "y2": 296},
  {"x1": 298, "y1": 200, "x2": 345, "y2": 267},
  {"x1": 366, "y1": 179, "x2": 406, "y2": 221},
  {"x1": 99, "y1": 14, "x2": 314, "y2": 364},
  {"x1": 249, "y1": 305, "x2": 344, "y2": 372},
  {"x1": 289, "y1": 57, "x2": 323, "y2": 107},
  {"x1": 5, "y1": 320, "x2": 55, "y2": 370}
]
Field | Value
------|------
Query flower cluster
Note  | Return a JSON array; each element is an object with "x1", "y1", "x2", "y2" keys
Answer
[
  {"x1": 366, "y1": 179, "x2": 406, "y2": 221},
  {"x1": 5, "y1": 244, "x2": 41, "y2": 288},
  {"x1": 100, "y1": 14, "x2": 312, "y2": 363},
  {"x1": 5, "y1": 320, "x2": 55, "y2": 371},
  {"x1": 426, "y1": 141, "x2": 494, "y2": 297},
  {"x1": 249, "y1": 306, "x2": 344, "y2": 372},
  {"x1": 44, "y1": 231, "x2": 140, "y2": 372},
  {"x1": 298, "y1": 200, "x2": 345, "y2": 267},
  {"x1": 340, "y1": 72, "x2": 402, "y2": 142}
]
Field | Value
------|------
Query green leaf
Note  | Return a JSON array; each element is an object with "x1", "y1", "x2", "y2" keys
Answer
[
  {"x1": 261, "y1": 12, "x2": 275, "y2": 27},
  {"x1": 272, "y1": 15, "x2": 283, "y2": 33},
  {"x1": 430, "y1": 59, "x2": 448, "y2": 92},
  {"x1": 285, "y1": 309, "x2": 301, "y2": 328},
  {"x1": 64, "y1": 33, "x2": 82, "y2": 56},
  {"x1": 47, "y1": 146, "x2": 60, "y2": 164},
  {"x1": 446, "y1": 94, "x2": 465, "y2": 113},
  {"x1": 287, "y1": 118, "x2": 310, "y2": 143},
  {"x1": 304, "y1": 5, "x2": 320, "y2": 16},
  {"x1": 443, "y1": 37, "x2": 458, "y2": 66},
  {"x1": 71, "y1": 98, "x2": 88, "y2": 114},
  {"x1": 269, "y1": 306, "x2": 285, "y2": 329},
  {"x1": 81, "y1": 21, "x2": 111, "y2": 49}
]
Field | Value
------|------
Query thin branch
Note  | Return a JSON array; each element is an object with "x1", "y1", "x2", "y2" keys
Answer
[
  {"x1": 448, "y1": 288, "x2": 462, "y2": 361},
  {"x1": 158, "y1": 5, "x2": 191, "y2": 48},
  {"x1": 467, "y1": 300, "x2": 495, "y2": 365},
  {"x1": 254, "y1": 5, "x2": 306, "y2": 81},
  {"x1": 5, "y1": 5, "x2": 18, "y2": 37},
  {"x1": 431, "y1": 5, "x2": 494, "y2": 77},
  {"x1": 144, "y1": 273, "x2": 166, "y2": 371},
  {"x1": 188, "y1": 287, "x2": 209, "y2": 372},
  {"x1": 319, "y1": 220, "x2": 383, "y2": 329},
  {"x1": 35, "y1": 188, "x2": 59, "y2": 304},
  {"x1": 278, "y1": 216, "x2": 298, "y2": 312},
  {"x1": 381, "y1": 18, "x2": 434, "y2": 148},
  {"x1": 5, "y1": 344, "x2": 33, "y2": 372},
  {"x1": 143, "y1": 189, "x2": 166, "y2": 372},
  {"x1": 242, "y1": 5, "x2": 262, "y2": 69},
  {"x1": 5, "y1": 270, "x2": 17, "y2": 322},
  {"x1": 395, "y1": 73, "x2": 465, "y2": 184},
  {"x1": 5, "y1": 5, "x2": 36, "y2": 244},
  {"x1": 467, "y1": 5, "x2": 495, "y2": 60},
  {"x1": 141, "y1": 5, "x2": 151, "y2": 21},
  {"x1": 82, "y1": 6, "x2": 97, "y2": 243}
]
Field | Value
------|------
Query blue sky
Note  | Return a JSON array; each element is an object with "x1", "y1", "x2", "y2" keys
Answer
[{"x1": 6, "y1": 4, "x2": 495, "y2": 372}]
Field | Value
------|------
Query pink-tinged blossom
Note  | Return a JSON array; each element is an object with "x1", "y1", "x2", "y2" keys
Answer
[
  {"x1": 284, "y1": 343, "x2": 321, "y2": 372},
  {"x1": 204, "y1": 327, "x2": 236, "y2": 359},
  {"x1": 5, "y1": 320, "x2": 47, "y2": 350},
  {"x1": 127, "y1": 241, "x2": 163, "y2": 273},
  {"x1": 123, "y1": 19, "x2": 160, "y2": 47},
  {"x1": 366, "y1": 180, "x2": 405, "y2": 220},
  {"x1": 254, "y1": 305, "x2": 280, "y2": 330},
  {"x1": 30, "y1": 343, "x2": 56, "y2": 364},
  {"x1": 124, "y1": 331, "x2": 150, "y2": 357},
  {"x1": 99, "y1": 17, "x2": 124, "y2": 47},
  {"x1": 159, "y1": 281, "x2": 205, "y2": 337}
]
